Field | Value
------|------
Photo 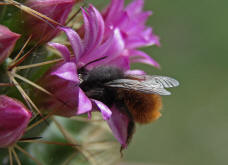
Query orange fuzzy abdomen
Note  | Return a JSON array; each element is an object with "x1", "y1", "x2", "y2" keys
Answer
[{"x1": 118, "y1": 90, "x2": 162, "y2": 124}]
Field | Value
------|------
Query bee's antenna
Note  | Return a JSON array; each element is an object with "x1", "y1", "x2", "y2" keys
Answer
[{"x1": 82, "y1": 56, "x2": 108, "y2": 68}]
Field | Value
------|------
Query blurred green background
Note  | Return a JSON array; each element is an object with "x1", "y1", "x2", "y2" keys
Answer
[{"x1": 120, "y1": 0, "x2": 228, "y2": 165}]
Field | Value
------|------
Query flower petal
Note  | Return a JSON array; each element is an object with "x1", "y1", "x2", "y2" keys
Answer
[
  {"x1": 60, "y1": 26, "x2": 83, "y2": 61},
  {"x1": 48, "y1": 42, "x2": 71, "y2": 61},
  {"x1": 107, "y1": 54, "x2": 130, "y2": 71},
  {"x1": 130, "y1": 50, "x2": 160, "y2": 68},
  {"x1": 103, "y1": 0, "x2": 160, "y2": 50},
  {"x1": 51, "y1": 62, "x2": 79, "y2": 82},
  {"x1": 125, "y1": 0, "x2": 144, "y2": 14},
  {"x1": 107, "y1": 105, "x2": 134, "y2": 148},
  {"x1": 82, "y1": 5, "x2": 105, "y2": 53},
  {"x1": 37, "y1": 74, "x2": 79, "y2": 117},
  {"x1": 77, "y1": 88, "x2": 92, "y2": 114},
  {"x1": 92, "y1": 99, "x2": 112, "y2": 120},
  {"x1": 82, "y1": 28, "x2": 125, "y2": 69},
  {"x1": 125, "y1": 28, "x2": 160, "y2": 48},
  {"x1": 103, "y1": 0, "x2": 124, "y2": 25}
]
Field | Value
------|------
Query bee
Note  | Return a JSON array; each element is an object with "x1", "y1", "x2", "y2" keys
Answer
[{"x1": 78, "y1": 60, "x2": 179, "y2": 147}]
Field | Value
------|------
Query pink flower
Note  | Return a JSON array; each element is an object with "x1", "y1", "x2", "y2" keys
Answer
[
  {"x1": 25, "y1": 0, "x2": 75, "y2": 42},
  {"x1": 38, "y1": 5, "x2": 124, "y2": 118},
  {"x1": 0, "y1": 95, "x2": 32, "y2": 148},
  {"x1": 38, "y1": 5, "x2": 132, "y2": 148},
  {"x1": 103, "y1": 0, "x2": 160, "y2": 67},
  {"x1": 0, "y1": 25, "x2": 20, "y2": 65}
]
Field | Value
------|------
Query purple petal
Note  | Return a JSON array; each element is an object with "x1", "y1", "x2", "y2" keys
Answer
[
  {"x1": 112, "y1": 11, "x2": 130, "y2": 30},
  {"x1": 107, "y1": 54, "x2": 130, "y2": 71},
  {"x1": 103, "y1": 0, "x2": 124, "y2": 24},
  {"x1": 48, "y1": 42, "x2": 71, "y2": 61},
  {"x1": 124, "y1": 12, "x2": 152, "y2": 33},
  {"x1": 0, "y1": 95, "x2": 32, "y2": 148},
  {"x1": 103, "y1": 0, "x2": 160, "y2": 51},
  {"x1": 125, "y1": 0, "x2": 144, "y2": 14},
  {"x1": 130, "y1": 50, "x2": 160, "y2": 68},
  {"x1": 59, "y1": 26, "x2": 83, "y2": 61},
  {"x1": 37, "y1": 73, "x2": 79, "y2": 117},
  {"x1": 125, "y1": 28, "x2": 160, "y2": 48},
  {"x1": 103, "y1": 28, "x2": 125, "y2": 59},
  {"x1": 92, "y1": 99, "x2": 112, "y2": 120},
  {"x1": 81, "y1": 28, "x2": 125, "y2": 69},
  {"x1": 82, "y1": 5, "x2": 105, "y2": 53},
  {"x1": 107, "y1": 105, "x2": 131, "y2": 148},
  {"x1": 0, "y1": 25, "x2": 20, "y2": 64},
  {"x1": 77, "y1": 88, "x2": 92, "y2": 114},
  {"x1": 51, "y1": 62, "x2": 79, "y2": 82},
  {"x1": 142, "y1": 28, "x2": 160, "y2": 46},
  {"x1": 78, "y1": 33, "x2": 113, "y2": 66}
]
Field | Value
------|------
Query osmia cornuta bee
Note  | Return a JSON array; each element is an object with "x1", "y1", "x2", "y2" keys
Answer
[{"x1": 78, "y1": 60, "x2": 179, "y2": 146}]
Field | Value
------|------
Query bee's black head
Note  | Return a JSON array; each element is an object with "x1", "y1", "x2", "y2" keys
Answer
[
  {"x1": 78, "y1": 66, "x2": 124, "y2": 106},
  {"x1": 79, "y1": 66, "x2": 124, "y2": 88}
]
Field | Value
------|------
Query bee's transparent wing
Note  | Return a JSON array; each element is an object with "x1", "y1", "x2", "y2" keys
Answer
[
  {"x1": 144, "y1": 75, "x2": 180, "y2": 88},
  {"x1": 105, "y1": 75, "x2": 179, "y2": 95}
]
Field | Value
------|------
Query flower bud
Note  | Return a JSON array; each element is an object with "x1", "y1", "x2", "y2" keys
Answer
[
  {"x1": 0, "y1": 95, "x2": 32, "y2": 148},
  {"x1": 0, "y1": 25, "x2": 20, "y2": 65},
  {"x1": 25, "y1": 0, "x2": 75, "y2": 42}
]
